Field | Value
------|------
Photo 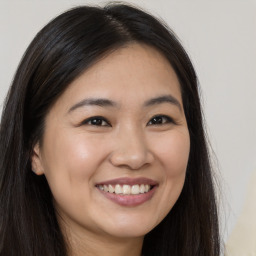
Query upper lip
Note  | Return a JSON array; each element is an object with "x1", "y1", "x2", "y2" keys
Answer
[{"x1": 96, "y1": 177, "x2": 158, "y2": 186}]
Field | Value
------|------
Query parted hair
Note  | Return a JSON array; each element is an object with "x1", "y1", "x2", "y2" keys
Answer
[{"x1": 0, "y1": 3, "x2": 220, "y2": 256}]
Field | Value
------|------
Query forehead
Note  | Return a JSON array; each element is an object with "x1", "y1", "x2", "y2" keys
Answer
[{"x1": 53, "y1": 43, "x2": 182, "y2": 112}]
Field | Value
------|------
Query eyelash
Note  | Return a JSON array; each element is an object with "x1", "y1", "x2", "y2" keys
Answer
[
  {"x1": 147, "y1": 115, "x2": 175, "y2": 125},
  {"x1": 81, "y1": 115, "x2": 175, "y2": 127},
  {"x1": 82, "y1": 116, "x2": 110, "y2": 126}
]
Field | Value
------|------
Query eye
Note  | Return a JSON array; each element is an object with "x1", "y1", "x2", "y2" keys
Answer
[
  {"x1": 82, "y1": 116, "x2": 110, "y2": 127},
  {"x1": 147, "y1": 115, "x2": 174, "y2": 126}
]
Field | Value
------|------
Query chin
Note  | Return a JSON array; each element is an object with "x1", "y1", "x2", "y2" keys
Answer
[
  {"x1": 100, "y1": 214, "x2": 159, "y2": 238},
  {"x1": 107, "y1": 226, "x2": 152, "y2": 238}
]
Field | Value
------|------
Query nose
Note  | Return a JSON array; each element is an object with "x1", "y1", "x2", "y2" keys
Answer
[{"x1": 109, "y1": 128, "x2": 154, "y2": 170}]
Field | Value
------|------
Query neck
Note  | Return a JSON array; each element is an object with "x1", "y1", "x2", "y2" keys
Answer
[{"x1": 71, "y1": 235, "x2": 143, "y2": 256}]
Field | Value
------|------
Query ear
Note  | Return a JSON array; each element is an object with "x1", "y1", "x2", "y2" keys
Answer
[{"x1": 31, "y1": 143, "x2": 45, "y2": 175}]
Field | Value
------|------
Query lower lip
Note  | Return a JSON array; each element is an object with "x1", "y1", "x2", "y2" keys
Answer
[{"x1": 97, "y1": 186, "x2": 157, "y2": 207}]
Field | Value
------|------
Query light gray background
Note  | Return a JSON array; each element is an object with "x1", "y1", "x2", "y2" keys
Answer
[{"x1": 1, "y1": 0, "x2": 256, "y2": 245}]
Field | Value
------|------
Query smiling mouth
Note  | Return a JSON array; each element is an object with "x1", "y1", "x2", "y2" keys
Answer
[
  {"x1": 95, "y1": 177, "x2": 158, "y2": 206},
  {"x1": 96, "y1": 184, "x2": 153, "y2": 195}
]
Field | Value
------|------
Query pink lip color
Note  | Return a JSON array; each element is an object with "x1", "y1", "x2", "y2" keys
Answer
[
  {"x1": 97, "y1": 186, "x2": 157, "y2": 206},
  {"x1": 96, "y1": 177, "x2": 158, "y2": 207}
]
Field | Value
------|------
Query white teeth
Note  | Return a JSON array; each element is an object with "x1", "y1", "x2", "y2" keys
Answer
[
  {"x1": 115, "y1": 184, "x2": 122, "y2": 194},
  {"x1": 140, "y1": 184, "x2": 145, "y2": 193},
  {"x1": 123, "y1": 185, "x2": 131, "y2": 195},
  {"x1": 131, "y1": 185, "x2": 140, "y2": 195},
  {"x1": 98, "y1": 184, "x2": 152, "y2": 195},
  {"x1": 108, "y1": 184, "x2": 115, "y2": 193},
  {"x1": 103, "y1": 185, "x2": 109, "y2": 192}
]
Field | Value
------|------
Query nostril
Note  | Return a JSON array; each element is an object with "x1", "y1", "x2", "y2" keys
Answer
[{"x1": 109, "y1": 148, "x2": 154, "y2": 170}]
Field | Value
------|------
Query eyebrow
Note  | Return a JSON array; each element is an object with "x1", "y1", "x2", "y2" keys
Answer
[
  {"x1": 68, "y1": 94, "x2": 182, "y2": 113},
  {"x1": 68, "y1": 98, "x2": 118, "y2": 113},
  {"x1": 144, "y1": 95, "x2": 182, "y2": 111}
]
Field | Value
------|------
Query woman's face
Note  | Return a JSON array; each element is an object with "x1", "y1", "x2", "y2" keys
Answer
[{"x1": 32, "y1": 43, "x2": 190, "y2": 240}]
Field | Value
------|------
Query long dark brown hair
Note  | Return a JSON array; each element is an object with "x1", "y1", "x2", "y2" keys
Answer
[{"x1": 0, "y1": 3, "x2": 220, "y2": 255}]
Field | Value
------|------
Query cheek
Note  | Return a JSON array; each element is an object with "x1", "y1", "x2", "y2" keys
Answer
[
  {"x1": 163, "y1": 131, "x2": 190, "y2": 199},
  {"x1": 40, "y1": 131, "x2": 112, "y2": 224},
  {"x1": 43, "y1": 131, "x2": 103, "y2": 174},
  {"x1": 153, "y1": 129, "x2": 190, "y2": 176},
  {"x1": 40, "y1": 130, "x2": 110, "y2": 200},
  {"x1": 151, "y1": 129, "x2": 190, "y2": 218}
]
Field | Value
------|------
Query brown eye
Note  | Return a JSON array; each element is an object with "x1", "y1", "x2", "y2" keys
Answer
[
  {"x1": 147, "y1": 115, "x2": 174, "y2": 125},
  {"x1": 83, "y1": 116, "x2": 110, "y2": 126}
]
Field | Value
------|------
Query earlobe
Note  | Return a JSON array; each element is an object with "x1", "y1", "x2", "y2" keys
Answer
[{"x1": 31, "y1": 143, "x2": 44, "y2": 175}]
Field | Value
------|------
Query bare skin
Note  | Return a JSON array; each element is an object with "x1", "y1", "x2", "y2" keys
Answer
[{"x1": 32, "y1": 43, "x2": 190, "y2": 255}]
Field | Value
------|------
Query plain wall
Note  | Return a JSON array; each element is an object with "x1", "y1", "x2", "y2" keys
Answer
[{"x1": 1, "y1": 0, "x2": 256, "y2": 253}]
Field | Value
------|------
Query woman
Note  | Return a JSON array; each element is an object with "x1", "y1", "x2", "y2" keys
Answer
[{"x1": 0, "y1": 3, "x2": 220, "y2": 256}]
